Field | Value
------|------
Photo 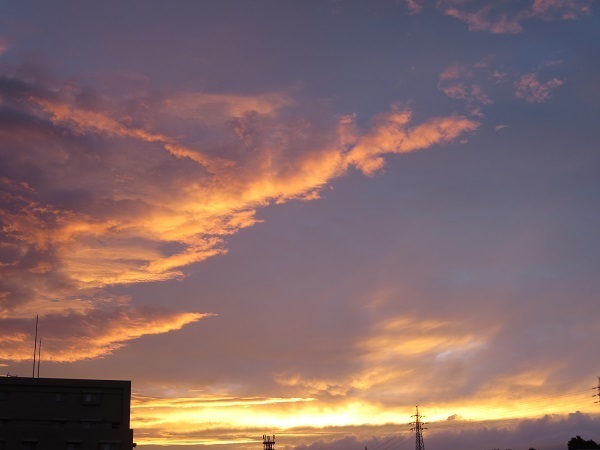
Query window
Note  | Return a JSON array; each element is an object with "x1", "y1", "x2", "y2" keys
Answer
[
  {"x1": 21, "y1": 441, "x2": 38, "y2": 450},
  {"x1": 53, "y1": 419, "x2": 67, "y2": 428},
  {"x1": 82, "y1": 392, "x2": 101, "y2": 405},
  {"x1": 99, "y1": 443, "x2": 120, "y2": 450},
  {"x1": 66, "y1": 442, "x2": 81, "y2": 450},
  {"x1": 54, "y1": 392, "x2": 66, "y2": 402},
  {"x1": 81, "y1": 420, "x2": 95, "y2": 429},
  {"x1": 0, "y1": 391, "x2": 8, "y2": 401},
  {"x1": 112, "y1": 422, "x2": 121, "y2": 429}
]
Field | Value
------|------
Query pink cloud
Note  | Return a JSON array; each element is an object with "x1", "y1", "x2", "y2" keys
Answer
[
  {"x1": 443, "y1": 5, "x2": 523, "y2": 34},
  {"x1": 438, "y1": 62, "x2": 493, "y2": 115},
  {"x1": 440, "y1": 83, "x2": 469, "y2": 99},
  {"x1": 439, "y1": 63, "x2": 471, "y2": 81},
  {"x1": 440, "y1": 0, "x2": 593, "y2": 33},
  {"x1": 404, "y1": 0, "x2": 423, "y2": 14},
  {"x1": 515, "y1": 73, "x2": 564, "y2": 103},
  {"x1": 529, "y1": 0, "x2": 593, "y2": 20}
]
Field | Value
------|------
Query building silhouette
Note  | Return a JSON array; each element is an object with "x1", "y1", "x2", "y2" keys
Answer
[{"x1": 0, "y1": 376, "x2": 135, "y2": 449}]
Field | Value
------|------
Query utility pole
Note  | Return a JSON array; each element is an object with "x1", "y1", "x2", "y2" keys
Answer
[
  {"x1": 594, "y1": 376, "x2": 600, "y2": 404},
  {"x1": 410, "y1": 406, "x2": 427, "y2": 450}
]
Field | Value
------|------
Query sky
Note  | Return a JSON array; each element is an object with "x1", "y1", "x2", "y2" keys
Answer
[{"x1": 1, "y1": 1, "x2": 599, "y2": 449}]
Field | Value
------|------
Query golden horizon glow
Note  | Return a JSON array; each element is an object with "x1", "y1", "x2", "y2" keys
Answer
[{"x1": 130, "y1": 388, "x2": 599, "y2": 446}]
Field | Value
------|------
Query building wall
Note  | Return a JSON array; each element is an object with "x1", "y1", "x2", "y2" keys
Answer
[{"x1": 0, "y1": 377, "x2": 135, "y2": 449}]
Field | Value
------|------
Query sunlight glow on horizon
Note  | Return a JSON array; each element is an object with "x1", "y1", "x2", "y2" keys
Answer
[{"x1": 130, "y1": 388, "x2": 599, "y2": 446}]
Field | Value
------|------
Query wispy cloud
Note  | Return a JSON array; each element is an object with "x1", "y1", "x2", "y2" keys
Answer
[
  {"x1": 404, "y1": 0, "x2": 423, "y2": 14},
  {"x1": 438, "y1": 62, "x2": 493, "y2": 116},
  {"x1": 0, "y1": 66, "x2": 478, "y2": 362},
  {"x1": 529, "y1": 0, "x2": 593, "y2": 20},
  {"x1": 0, "y1": 308, "x2": 211, "y2": 362},
  {"x1": 439, "y1": 59, "x2": 566, "y2": 115},
  {"x1": 515, "y1": 73, "x2": 564, "y2": 103},
  {"x1": 438, "y1": 0, "x2": 593, "y2": 33},
  {"x1": 442, "y1": 3, "x2": 523, "y2": 34},
  {"x1": 344, "y1": 108, "x2": 479, "y2": 175}
]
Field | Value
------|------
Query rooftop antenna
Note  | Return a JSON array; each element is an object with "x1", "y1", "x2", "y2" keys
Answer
[
  {"x1": 32, "y1": 314, "x2": 38, "y2": 378},
  {"x1": 263, "y1": 434, "x2": 275, "y2": 450},
  {"x1": 36, "y1": 338, "x2": 41, "y2": 378}
]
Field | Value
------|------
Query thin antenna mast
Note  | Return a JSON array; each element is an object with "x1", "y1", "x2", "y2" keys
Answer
[
  {"x1": 410, "y1": 406, "x2": 427, "y2": 450},
  {"x1": 32, "y1": 314, "x2": 38, "y2": 377},
  {"x1": 36, "y1": 338, "x2": 41, "y2": 378}
]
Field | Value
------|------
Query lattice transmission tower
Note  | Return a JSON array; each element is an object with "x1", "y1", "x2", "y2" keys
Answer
[{"x1": 410, "y1": 406, "x2": 427, "y2": 450}]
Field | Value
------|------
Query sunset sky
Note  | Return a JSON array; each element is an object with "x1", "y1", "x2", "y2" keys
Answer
[{"x1": 1, "y1": 1, "x2": 600, "y2": 449}]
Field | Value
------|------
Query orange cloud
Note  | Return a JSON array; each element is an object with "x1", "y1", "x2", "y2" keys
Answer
[
  {"x1": 1, "y1": 73, "x2": 478, "y2": 362},
  {"x1": 0, "y1": 308, "x2": 211, "y2": 362},
  {"x1": 345, "y1": 109, "x2": 479, "y2": 175},
  {"x1": 164, "y1": 92, "x2": 293, "y2": 123}
]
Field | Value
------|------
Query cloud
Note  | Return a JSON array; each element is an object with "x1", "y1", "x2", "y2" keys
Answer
[
  {"x1": 529, "y1": 0, "x2": 593, "y2": 20},
  {"x1": 132, "y1": 393, "x2": 316, "y2": 444},
  {"x1": 0, "y1": 63, "x2": 479, "y2": 363},
  {"x1": 439, "y1": 59, "x2": 567, "y2": 114},
  {"x1": 441, "y1": 3, "x2": 523, "y2": 34},
  {"x1": 404, "y1": 0, "x2": 423, "y2": 14},
  {"x1": 344, "y1": 108, "x2": 479, "y2": 175},
  {"x1": 0, "y1": 306, "x2": 211, "y2": 362},
  {"x1": 515, "y1": 73, "x2": 564, "y2": 103},
  {"x1": 438, "y1": 61, "x2": 495, "y2": 116},
  {"x1": 438, "y1": 0, "x2": 594, "y2": 33}
]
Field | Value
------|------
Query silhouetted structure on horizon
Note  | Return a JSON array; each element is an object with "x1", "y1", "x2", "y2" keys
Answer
[
  {"x1": 263, "y1": 434, "x2": 276, "y2": 450},
  {"x1": 410, "y1": 406, "x2": 426, "y2": 450},
  {"x1": 0, "y1": 376, "x2": 135, "y2": 449}
]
